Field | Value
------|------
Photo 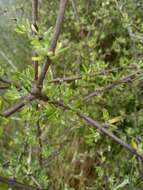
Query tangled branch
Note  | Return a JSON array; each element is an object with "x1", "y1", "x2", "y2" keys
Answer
[{"x1": 0, "y1": 176, "x2": 44, "y2": 190}]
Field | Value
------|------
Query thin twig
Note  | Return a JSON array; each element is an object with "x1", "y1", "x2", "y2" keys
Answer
[
  {"x1": 32, "y1": 0, "x2": 38, "y2": 25},
  {"x1": 32, "y1": 0, "x2": 39, "y2": 80},
  {"x1": 84, "y1": 71, "x2": 143, "y2": 101},
  {"x1": 137, "y1": 156, "x2": 143, "y2": 180},
  {"x1": 0, "y1": 94, "x2": 35, "y2": 117},
  {"x1": 77, "y1": 112, "x2": 143, "y2": 159},
  {"x1": 0, "y1": 176, "x2": 44, "y2": 190},
  {"x1": 30, "y1": 176, "x2": 43, "y2": 189},
  {"x1": 0, "y1": 85, "x2": 9, "y2": 90},
  {"x1": 37, "y1": 0, "x2": 68, "y2": 88},
  {"x1": 36, "y1": 119, "x2": 43, "y2": 167},
  {"x1": 0, "y1": 77, "x2": 21, "y2": 89},
  {"x1": 49, "y1": 66, "x2": 135, "y2": 84},
  {"x1": 32, "y1": 0, "x2": 43, "y2": 167},
  {"x1": 0, "y1": 69, "x2": 141, "y2": 117}
]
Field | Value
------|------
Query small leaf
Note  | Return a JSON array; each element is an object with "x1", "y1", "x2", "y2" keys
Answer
[
  {"x1": 32, "y1": 56, "x2": 43, "y2": 61},
  {"x1": 47, "y1": 51, "x2": 54, "y2": 57},
  {"x1": 131, "y1": 139, "x2": 138, "y2": 150},
  {"x1": 0, "y1": 117, "x2": 9, "y2": 125},
  {"x1": 0, "y1": 98, "x2": 3, "y2": 110},
  {"x1": 0, "y1": 127, "x2": 3, "y2": 138},
  {"x1": 56, "y1": 42, "x2": 62, "y2": 50},
  {"x1": 109, "y1": 117, "x2": 123, "y2": 124},
  {"x1": 15, "y1": 24, "x2": 27, "y2": 34},
  {"x1": 102, "y1": 108, "x2": 109, "y2": 121},
  {"x1": 56, "y1": 47, "x2": 69, "y2": 55}
]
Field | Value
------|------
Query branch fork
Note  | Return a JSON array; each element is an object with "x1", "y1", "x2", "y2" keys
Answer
[{"x1": 1, "y1": 0, "x2": 68, "y2": 117}]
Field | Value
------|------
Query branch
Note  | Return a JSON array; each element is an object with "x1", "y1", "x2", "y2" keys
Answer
[
  {"x1": 32, "y1": 0, "x2": 39, "y2": 81},
  {"x1": 0, "y1": 0, "x2": 67, "y2": 117},
  {"x1": 77, "y1": 112, "x2": 143, "y2": 159},
  {"x1": 0, "y1": 176, "x2": 44, "y2": 190},
  {"x1": 0, "y1": 77, "x2": 21, "y2": 90},
  {"x1": 0, "y1": 85, "x2": 9, "y2": 90},
  {"x1": 0, "y1": 94, "x2": 35, "y2": 117},
  {"x1": 30, "y1": 176, "x2": 43, "y2": 189},
  {"x1": 1, "y1": 70, "x2": 141, "y2": 117},
  {"x1": 49, "y1": 0, "x2": 68, "y2": 52},
  {"x1": 84, "y1": 71, "x2": 143, "y2": 101},
  {"x1": 36, "y1": 119, "x2": 43, "y2": 167},
  {"x1": 137, "y1": 156, "x2": 143, "y2": 180},
  {"x1": 48, "y1": 66, "x2": 130, "y2": 84},
  {"x1": 49, "y1": 75, "x2": 81, "y2": 84},
  {"x1": 32, "y1": 0, "x2": 38, "y2": 25},
  {"x1": 37, "y1": 0, "x2": 68, "y2": 87},
  {"x1": 39, "y1": 96, "x2": 143, "y2": 159}
]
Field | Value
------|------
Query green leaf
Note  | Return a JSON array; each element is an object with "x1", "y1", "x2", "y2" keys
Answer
[
  {"x1": 0, "y1": 127, "x2": 3, "y2": 138},
  {"x1": 15, "y1": 24, "x2": 27, "y2": 34},
  {"x1": 32, "y1": 56, "x2": 43, "y2": 61},
  {"x1": 108, "y1": 117, "x2": 123, "y2": 124},
  {"x1": 102, "y1": 108, "x2": 110, "y2": 121},
  {"x1": 0, "y1": 98, "x2": 3, "y2": 110}
]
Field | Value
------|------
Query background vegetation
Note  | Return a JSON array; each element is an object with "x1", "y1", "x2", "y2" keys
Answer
[{"x1": 0, "y1": 0, "x2": 143, "y2": 189}]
